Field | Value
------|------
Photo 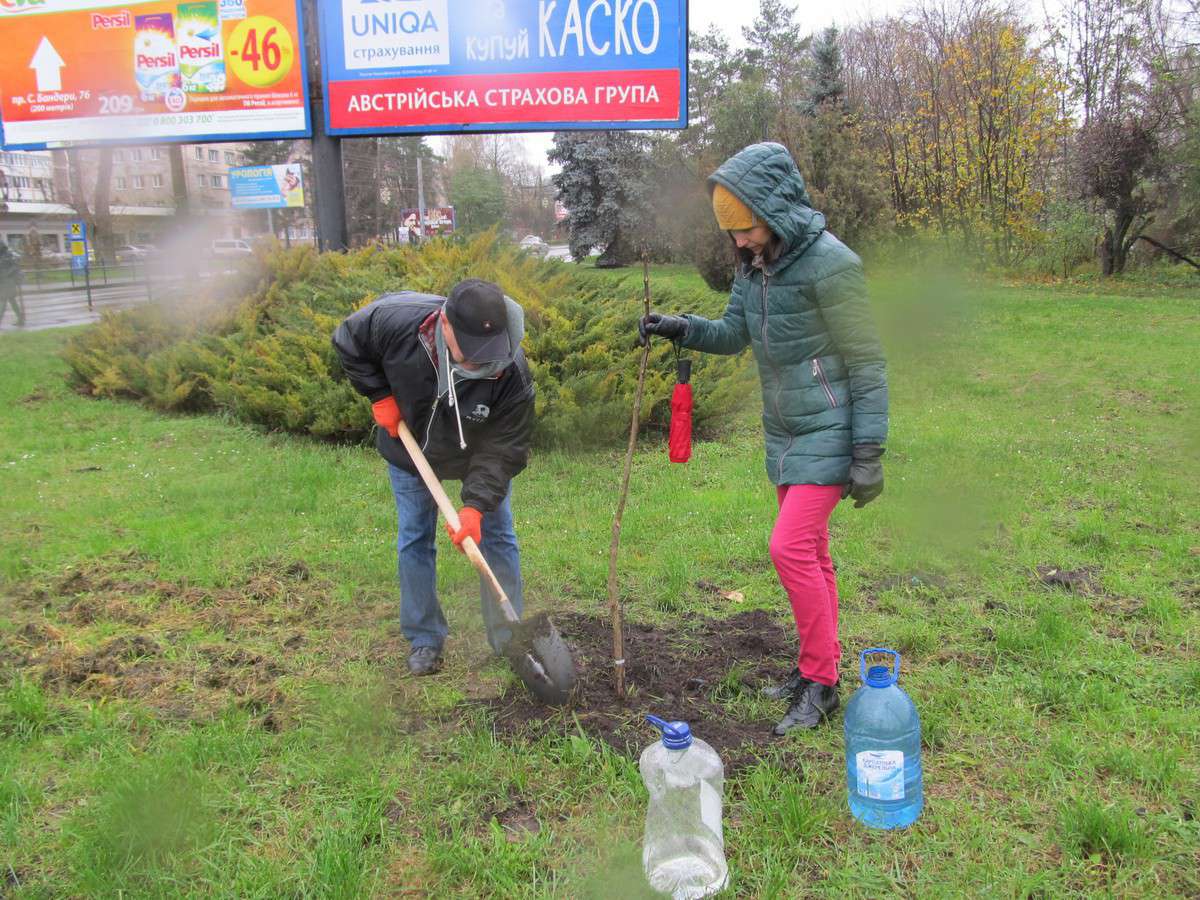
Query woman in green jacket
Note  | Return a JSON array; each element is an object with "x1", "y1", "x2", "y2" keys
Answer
[{"x1": 641, "y1": 143, "x2": 888, "y2": 736}]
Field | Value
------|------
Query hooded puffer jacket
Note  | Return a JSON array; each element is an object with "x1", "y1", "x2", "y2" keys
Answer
[{"x1": 682, "y1": 142, "x2": 888, "y2": 485}]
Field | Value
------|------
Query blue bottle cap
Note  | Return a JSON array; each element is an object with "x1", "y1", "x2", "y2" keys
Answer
[
  {"x1": 646, "y1": 714, "x2": 693, "y2": 749},
  {"x1": 860, "y1": 648, "x2": 901, "y2": 688}
]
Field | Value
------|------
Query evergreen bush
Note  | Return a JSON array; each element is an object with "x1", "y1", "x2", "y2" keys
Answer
[{"x1": 63, "y1": 234, "x2": 754, "y2": 449}]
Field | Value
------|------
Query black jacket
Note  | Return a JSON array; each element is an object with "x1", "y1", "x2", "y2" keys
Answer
[{"x1": 331, "y1": 292, "x2": 535, "y2": 513}]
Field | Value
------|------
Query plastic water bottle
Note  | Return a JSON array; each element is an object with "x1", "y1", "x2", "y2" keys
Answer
[
  {"x1": 844, "y1": 648, "x2": 924, "y2": 829},
  {"x1": 640, "y1": 715, "x2": 728, "y2": 899}
]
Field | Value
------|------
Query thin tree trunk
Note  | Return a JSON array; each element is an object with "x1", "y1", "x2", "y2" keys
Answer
[
  {"x1": 1111, "y1": 212, "x2": 1134, "y2": 274},
  {"x1": 1100, "y1": 227, "x2": 1115, "y2": 276},
  {"x1": 169, "y1": 145, "x2": 189, "y2": 218},
  {"x1": 606, "y1": 256, "x2": 654, "y2": 700},
  {"x1": 92, "y1": 149, "x2": 114, "y2": 263}
]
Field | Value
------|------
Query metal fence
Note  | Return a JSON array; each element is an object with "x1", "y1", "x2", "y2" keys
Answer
[{"x1": 1, "y1": 255, "x2": 246, "y2": 332}]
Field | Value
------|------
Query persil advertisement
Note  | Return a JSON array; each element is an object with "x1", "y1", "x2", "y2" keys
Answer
[
  {"x1": 0, "y1": 0, "x2": 309, "y2": 149},
  {"x1": 319, "y1": 0, "x2": 686, "y2": 135}
]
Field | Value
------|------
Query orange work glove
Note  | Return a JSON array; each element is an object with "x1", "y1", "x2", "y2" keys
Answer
[
  {"x1": 371, "y1": 396, "x2": 402, "y2": 438},
  {"x1": 445, "y1": 507, "x2": 482, "y2": 552}
]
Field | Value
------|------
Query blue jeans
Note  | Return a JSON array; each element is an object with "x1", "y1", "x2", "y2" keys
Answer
[{"x1": 387, "y1": 463, "x2": 524, "y2": 654}]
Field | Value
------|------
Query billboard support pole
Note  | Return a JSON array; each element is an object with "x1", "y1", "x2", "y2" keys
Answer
[
  {"x1": 304, "y1": 0, "x2": 347, "y2": 252},
  {"x1": 417, "y1": 157, "x2": 427, "y2": 244},
  {"x1": 267, "y1": 207, "x2": 274, "y2": 239}
]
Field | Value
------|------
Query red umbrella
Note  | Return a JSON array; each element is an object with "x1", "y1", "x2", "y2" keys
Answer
[{"x1": 669, "y1": 358, "x2": 692, "y2": 463}]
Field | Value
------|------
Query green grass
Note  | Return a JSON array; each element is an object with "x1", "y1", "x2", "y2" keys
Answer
[{"x1": 1, "y1": 270, "x2": 1198, "y2": 897}]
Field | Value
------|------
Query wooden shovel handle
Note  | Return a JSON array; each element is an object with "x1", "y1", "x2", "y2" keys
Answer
[{"x1": 394, "y1": 419, "x2": 520, "y2": 624}]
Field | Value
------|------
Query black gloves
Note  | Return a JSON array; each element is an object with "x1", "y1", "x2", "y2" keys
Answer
[
  {"x1": 843, "y1": 444, "x2": 884, "y2": 508},
  {"x1": 638, "y1": 313, "x2": 689, "y2": 346}
]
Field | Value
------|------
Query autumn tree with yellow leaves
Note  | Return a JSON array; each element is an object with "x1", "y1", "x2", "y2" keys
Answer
[{"x1": 845, "y1": 8, "x2": 1068, "y2": 264}]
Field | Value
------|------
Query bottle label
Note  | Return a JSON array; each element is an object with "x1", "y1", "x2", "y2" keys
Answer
[
  {"x1": 856, "y1": 750, "x2": 905, "y2": 800},
  {"x1": 699, "y1": 780, "x2": 722, "y2": 840}
]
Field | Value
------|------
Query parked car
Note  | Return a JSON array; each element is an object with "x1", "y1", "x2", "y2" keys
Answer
[
  {"x1": 45, "y1": 247, "x2": 94, "y2": 264},
  {"x1": 115, "y1": 244, "x2": 158, "y2": 262},
  {"x1": 518, "y1": 234, "x2": 550, "y2": 257},
  {"x1": 210, "y1": 238, "x2": 253, "y2": 258}
]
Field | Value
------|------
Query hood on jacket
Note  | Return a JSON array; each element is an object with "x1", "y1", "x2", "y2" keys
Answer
[
  {"x1": 434, "y1": 295, "x2": 526, "y2": 450},
  {"x1": 708, "y1": 142, "x2": 827, "y2": 271}
]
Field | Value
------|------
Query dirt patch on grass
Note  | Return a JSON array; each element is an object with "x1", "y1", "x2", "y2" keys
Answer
[
  {"x1": 41, "y1": 634, "x2": 166, "y2": 690},
  {"x1": 1036, "y1": 564, "x2": 1102, "y2": 594},
  {"x1": 32, "y1": 631, "x2": 288, "y2": 721},
  {"x1": 480, "y1": 610, "x2": 820, "y2": 773},
  {"x1": 63, "y1": 595, "x2": 151, "y2": 626},
  {"x1": 5, "y1": 553, "x2": 840, "y2": 768},
  {"x1": 0, "y1": 551, "x2": 396, "y2": 729}
]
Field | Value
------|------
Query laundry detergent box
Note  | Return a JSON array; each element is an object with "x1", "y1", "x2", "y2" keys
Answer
[
  {"x1": 134, "y1": 13, "x2": 181, "y2": 101},
  {"x1": 177, "y1": 2, "x2": 226, "y2": 93}
]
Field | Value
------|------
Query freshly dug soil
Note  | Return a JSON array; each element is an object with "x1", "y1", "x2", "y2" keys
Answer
[{"x1": 481, "y1": 609, "x2": 812, "y2": 772}]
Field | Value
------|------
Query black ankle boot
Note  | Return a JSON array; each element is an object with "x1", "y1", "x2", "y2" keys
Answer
[
  {"x1": 773, "y1": 679, "x2": 839, "y2": 736},
  {"x1": 762, "y1": 667, "x2": 804, "y2": 700}
]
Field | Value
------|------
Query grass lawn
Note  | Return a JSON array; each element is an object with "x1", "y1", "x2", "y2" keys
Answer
[{"x1": 1, "y1": 270, "x2": 1197, "y2": 897}]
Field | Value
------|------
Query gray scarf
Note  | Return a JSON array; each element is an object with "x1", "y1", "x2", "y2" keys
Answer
[{"x1": 434, "y1": 296, "x2": 525, "y2": 449}]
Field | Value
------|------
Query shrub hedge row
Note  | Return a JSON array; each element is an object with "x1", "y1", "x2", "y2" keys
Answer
[{"x1": 63, "y1": 234, "x2": 755, "y2": 448}]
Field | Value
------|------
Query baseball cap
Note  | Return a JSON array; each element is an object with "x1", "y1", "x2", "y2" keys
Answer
[{"x1": 443, "y1": 279, "x2": 512, "y2": 363}]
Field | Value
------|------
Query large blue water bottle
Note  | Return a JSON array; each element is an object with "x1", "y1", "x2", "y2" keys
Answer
[{"x1": 844, "y1": 648, "x2": 923, "y2": 829}]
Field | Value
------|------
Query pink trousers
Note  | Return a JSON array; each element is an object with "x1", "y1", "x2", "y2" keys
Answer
[{"x1": 769, "y1": 484, "x2": 843, "y2": 687}]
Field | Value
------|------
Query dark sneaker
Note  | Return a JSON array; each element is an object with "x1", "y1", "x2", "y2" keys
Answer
[
  {"x1": 773, "y1": 679, "x2": 839, "y2": 736},
  {"x1": 762, "y1": 667, "x2": 805, "y2": 700},
  {"x1": 407, "y1": 645, "x2": 443, "y2": 676}
]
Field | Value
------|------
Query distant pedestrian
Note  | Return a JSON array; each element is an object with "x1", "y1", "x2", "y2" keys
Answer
[
  {"x1": 0, "y1": 244, "x2": 25, "y2": 328},
  {"x1": 639, "y1": 142, "x2": 889, "y2": 735}
]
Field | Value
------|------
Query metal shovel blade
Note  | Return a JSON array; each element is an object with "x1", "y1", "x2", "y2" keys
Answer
[{"x1": 504, "y1": 613, "x2": 576, "y2": 706}]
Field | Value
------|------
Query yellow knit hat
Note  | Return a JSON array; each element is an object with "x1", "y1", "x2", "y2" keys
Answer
[{"x1": 712, "y1": 183, "x2": 757, "y2": 230}]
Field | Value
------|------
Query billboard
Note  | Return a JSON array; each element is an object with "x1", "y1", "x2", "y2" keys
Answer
[
  {"x1": 318, "y1": 0, "x2": 686, "y2": 136},
  {"x1": 229, "y1": 162, "x2": 304, "y2": 208},
  {"x1": 0, "y1": 0, "x2": 310, "y2": 149},
  {"x1": 401, "y1": 207, "x2": 455, "y2": 238}
]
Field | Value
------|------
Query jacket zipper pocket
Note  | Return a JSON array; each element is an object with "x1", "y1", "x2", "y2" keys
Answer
[{"x1": 812, "y1": 358, "x2": 838, "y2": 409}]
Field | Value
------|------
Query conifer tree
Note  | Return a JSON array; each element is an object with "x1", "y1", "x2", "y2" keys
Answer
[
  {"x1": 549, "y1": 132, "x2": 653, "y2": 267},
  {"x1": 809, "y1": 27, "x2": 845, "y2": 111}
]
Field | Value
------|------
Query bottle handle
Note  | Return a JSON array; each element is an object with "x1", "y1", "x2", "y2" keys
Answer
[
  {"x1": 646, "y1": 714, "x2": 670, "y2": 733},
  {"x1": 860, "y1": 648, "x2": 900, "y2": 686},
  {"x1": 645, "y1": 714, "x2": 692, "y2": 749}
]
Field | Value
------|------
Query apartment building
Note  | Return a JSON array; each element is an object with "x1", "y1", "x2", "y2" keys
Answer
[
  {"x1": 0, "y1": 150, "x2": 69, "y2": 254},
  {"x1": 0, "y1": 142, "x2": 270, "y2": 255}
]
